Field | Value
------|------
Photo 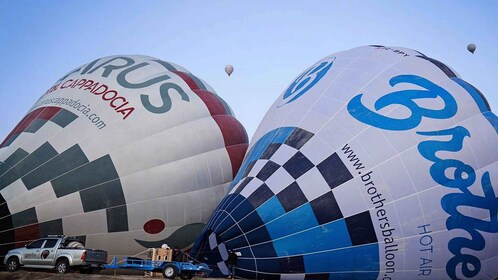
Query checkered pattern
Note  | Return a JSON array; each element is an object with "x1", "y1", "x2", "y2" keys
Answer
[
  {"x1": 231, "y1": 128, "x2": 355, "y2": 216},
  {"x1": 195, "y1": 127, "x2": 380, "y2": 279},
  {"x1": 0, "y1": 137, "x2": 128, "y2": 259}
]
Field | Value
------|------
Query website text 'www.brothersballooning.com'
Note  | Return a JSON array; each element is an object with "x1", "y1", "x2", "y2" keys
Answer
[
  {"x1": 36, "y1": 97, "x2": 106, "y2": 129},
  {"x1": 341, "y1": 143, "x2": 399, "y2": 279}
]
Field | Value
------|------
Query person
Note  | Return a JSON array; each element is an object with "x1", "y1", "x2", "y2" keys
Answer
[
  {"x1": 227, "y1": 250, "x2": 238, "y2": 279},
  {"x1": 173, "y1": 247, "x2": 183, "y2": 262}
]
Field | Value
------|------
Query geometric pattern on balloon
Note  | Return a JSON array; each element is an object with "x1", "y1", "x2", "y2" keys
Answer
[
  {"x1": 1, "y1": 107, "x2": 78, "y2": 148},
  {"x1": 193, "y1": 126, "x2": 380, "y2": 279}
]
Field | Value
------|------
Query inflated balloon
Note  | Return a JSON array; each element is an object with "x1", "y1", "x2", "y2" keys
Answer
[
  {"x1": 191, "y1": 46, "x2": 498, "y2": 279},
  {"x1": 0, "y1": 55, "x2": 248, "y2": 261},
  {"x1": 225, "y1": 65, "x2": 234, "y2": 76},
  {"x1": 467, "y1": 43, "x2": 476, "y2": 54}
]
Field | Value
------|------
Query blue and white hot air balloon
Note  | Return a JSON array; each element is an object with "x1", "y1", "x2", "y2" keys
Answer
[
  {"x1": 191, "y1": 46, "x2": 498, "y2": 279},
  {"x1": 0, "y1": 55, "x2": 248, "y2": 262}
]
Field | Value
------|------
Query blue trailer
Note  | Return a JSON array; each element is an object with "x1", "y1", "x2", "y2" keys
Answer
[{"x1": 104, "y1": 256, "x2": 212, "y2": 279}]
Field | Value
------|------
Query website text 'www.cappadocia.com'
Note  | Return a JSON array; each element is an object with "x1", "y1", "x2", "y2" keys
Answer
[{"x1": 35, "y1": 97, "x2": 107, "y2": 129}]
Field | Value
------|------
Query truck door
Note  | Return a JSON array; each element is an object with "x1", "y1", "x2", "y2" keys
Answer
[
  {"x1": 22, "y1": 239, "x2": 46, "y2": 266},
  {"x1": 38, "y1": 239, "x2": 59, "y2": 266}
]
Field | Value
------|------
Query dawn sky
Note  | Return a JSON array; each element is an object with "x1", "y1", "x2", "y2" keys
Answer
[{"x1": 1, "y1": 0, "x2": 497, "y2": 139}]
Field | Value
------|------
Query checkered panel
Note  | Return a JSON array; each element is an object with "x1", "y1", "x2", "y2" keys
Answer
[
  {"x1": 193, "y1": 126, "x2": 380, "y2": 279},
  {"x1": 247, "y1": 183, "x2": 274, "y2": 208},
  {"x1": 277, "y1": 182, "x2": 307, "y2": 212},
  {"x1": 310, "y1": 191, "x2": 343, "y2": 225},
  {"x1": 283, "y1": 151, "x2": 314, "y2": 179},
  {"x1": 296, "y1": 167, "x2": 330, "y2": 201},
  {"x1": 0, "y1": 139, "x2": 129, "y2": 257},
  {"x1": 257, "y1": 161, "x2": 281, "y2": 181}
]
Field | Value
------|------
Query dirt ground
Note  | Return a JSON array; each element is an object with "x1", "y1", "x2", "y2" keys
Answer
[{"x1": 0, "y1": 269, "x2": 225, "y2": 280}]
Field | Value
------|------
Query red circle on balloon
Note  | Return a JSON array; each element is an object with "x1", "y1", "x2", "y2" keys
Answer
[{"x1": 143, "y1": 219, "x2": 166, "y2": 234}]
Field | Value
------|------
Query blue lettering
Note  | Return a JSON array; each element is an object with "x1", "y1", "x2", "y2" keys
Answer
[
  {"x1": 140, "y1": 82, "x2": 189, "y2": 114},
  {"x1": 347, "y1": 73, "x2": 496, "y2": 279},
  {"x1": 58, "y1": 56, "x2": 193, "y2": 115},
  {"x1": 88, "y1": 56, "x2": 135, "y2": 77},
  {"x1": 117, "y1": 62, "x2": 171, "y2": 89},
  {"x1": 113, "y1": 59, "x2": 190, "y2": 114},
  {"x1": 347, "y1": 75, "x2": 457, "y2": 130},
  {"x1": 417, "y1": 127, "x2": 475, "y2": 193},
  {"x1": 443, "y1": 172, "x2": 497, "y2": 279}
]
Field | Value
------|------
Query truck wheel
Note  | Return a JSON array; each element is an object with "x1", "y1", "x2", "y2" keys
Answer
[
  {"x1": 55, "y1": 258, "x2": 70, "y2": 274},
  {"x1": 162, "y1": 264, "x2": 178, "y2": 279},
  {"x1": 6, "y1": 257, "x2": 20, "y2": 272}
]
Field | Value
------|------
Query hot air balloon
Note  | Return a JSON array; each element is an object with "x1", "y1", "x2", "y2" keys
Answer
[
  {"x1": 467, "y1": 43, "x2": 476, "y2": 54},
  {"x1": 191, "y1": 46, "x2": 498, "y2": 279},
  {"x1": 0, "y1": 55, "x2": 248, "y2": 262},
  {"x1": 225, "y1": 65, "x2": 234, "y2": 77}
]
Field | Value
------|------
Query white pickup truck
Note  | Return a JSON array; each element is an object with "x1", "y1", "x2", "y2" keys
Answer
[{"x1": 4, "y1": 235, "x2": 107, "y2": 274}]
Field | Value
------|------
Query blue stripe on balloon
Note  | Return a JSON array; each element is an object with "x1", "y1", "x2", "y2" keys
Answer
[
  {"x1": 303, "y1": 243, "x2": 380, "y2": 273},
  {"x1": 272, "y1": 219, "x2": 352, "y2": 256},
  {"x1": 328, "y1": 271, "x2": 379, "y2": 280},
  {"x1": 451, "y1": 77, "x2": 498, "y2": 134},
  {"x1": 451, "y1": 77, "x2": 490, "y2": 112},
  {"x1": 256, "y1": 196, "x2": 285, "y2": 224},
  {"x1": 265, "y1": 203, "x2": 318, "y2": 240},
  {"x1": 483, "y1": 111, "x2": 498, "y2": 134}
]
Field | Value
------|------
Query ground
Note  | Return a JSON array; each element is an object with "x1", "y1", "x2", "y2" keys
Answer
[{"x1": 0, "y1": 270, "x2": 224, "y2": 280}]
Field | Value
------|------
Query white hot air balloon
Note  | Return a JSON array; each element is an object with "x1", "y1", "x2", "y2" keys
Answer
[
  {"x1": 0, "y1": 55, "x2": 248, "y2": 262},
  {"x1": 467, "y1": 43, "x2": 476, "y2": 54},
  {"x1": 225, "y1": 65, "x2": 234, "y2": 76},
  {"x1": 192, "y1": 46, "x2": 498, "y2": 279}
]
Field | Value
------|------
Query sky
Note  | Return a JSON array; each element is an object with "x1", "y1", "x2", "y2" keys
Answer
[{"x1": 0, "y1": 0, "x2": 497, "y2": 140}]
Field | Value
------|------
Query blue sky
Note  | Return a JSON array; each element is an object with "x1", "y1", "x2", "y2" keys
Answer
[{"x1": 0, "y1": 0, "x2": 497, "y2": 139}]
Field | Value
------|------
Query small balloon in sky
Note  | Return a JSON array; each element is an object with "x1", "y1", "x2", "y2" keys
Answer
[
  {"x1": 467, "y1": 43, "x2": 476, "y2": 54},
  {"x1": 225, "y1": 65, "x2": 234, "y2": 76}
]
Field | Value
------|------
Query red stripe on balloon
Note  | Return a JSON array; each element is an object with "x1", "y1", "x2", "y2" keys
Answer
[
  {"x1": 175, "y1": 71, "x2": 249, "y2": 179},
  {"x1": 1, "y1": 108, "x2": 43, "y2": 147},
  {"x1": 213, "y1": 115, "x2": 249, "y2": 178},
  {"x1": 226, "y1": 144, "x2": 249, "y2": 178},
  {"x1": 193, "y1": 89, "x2": 228, "y2": 116},
  {"x1": 37, "y1": 107, "x2": 62, "y2": 120},
  {"x1": 1, "y1": 107, "x2": 62, "y2": 147},
  {"x1": 172, "y1": 71, "x2": 200, "y2": 91},
  {"x1": 213, "y1": 116, "x2": 247, "y2": 146}
]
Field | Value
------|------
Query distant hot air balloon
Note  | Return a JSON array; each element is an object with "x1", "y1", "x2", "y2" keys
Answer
[
  {"x1": 467, "y1": 43, "x2": 476, "y2": 54},
  {"x1": 191, "y1": 46, "x2": 498, "y2": 279},
  {"x1": 225, "y1": 65, "x2": 234, "y2": 76},
  {"x1": 0, "y1": 55, "x2": 248, "y2": 262}
]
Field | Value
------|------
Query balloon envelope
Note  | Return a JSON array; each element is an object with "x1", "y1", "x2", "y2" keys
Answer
[
  {"x1": 225, "y1": 65, "x2": 234, "y2": 76},
  {"x1": 192, "y1": 46, "x2": 497, "y2": 279},
  {"x1": 467, "y1": 43, "x2": 476, "y2": 53},
  {"x1": 0, "y1": 55, "x2": 248, "y2": 261}
]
